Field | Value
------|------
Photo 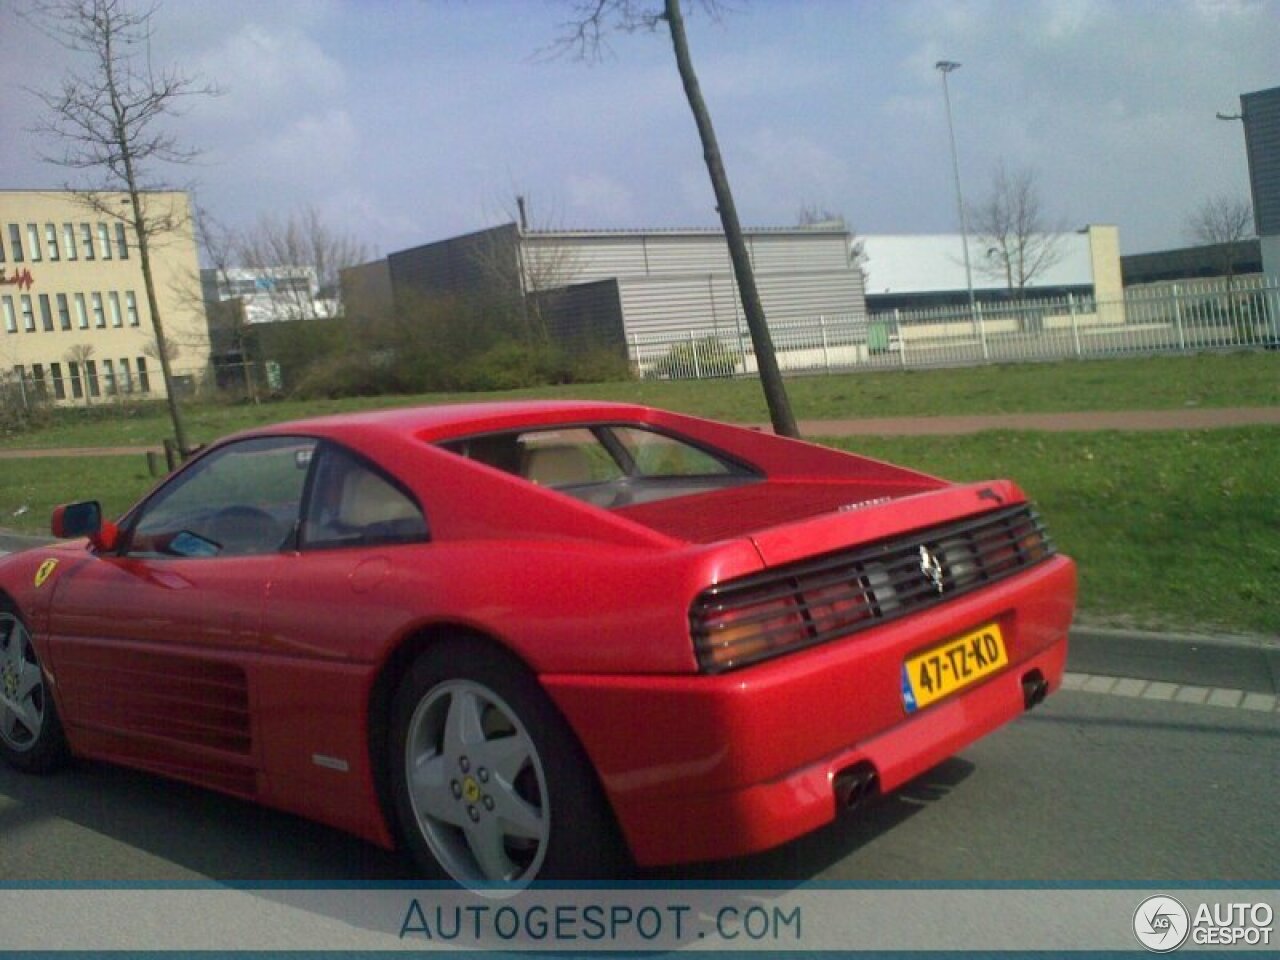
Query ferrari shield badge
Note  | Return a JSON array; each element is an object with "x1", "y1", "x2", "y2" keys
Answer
[{"x1": 34, "y1": 559, "x2": 59, "y2": 588}]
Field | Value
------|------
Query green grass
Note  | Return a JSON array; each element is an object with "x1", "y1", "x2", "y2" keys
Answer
[
  {"x1": 824, "y1": 428, "x2": 1280, "y2": 636},
  {"x1": 3, "y1": 426, "x2": 1276, "y2": 635},
  {"x1": 3, "y1": 351, "x2": 1277, "y2": 450},
  {"x1": 0, "y1": 455, "x2": 162, "y2": 537}
]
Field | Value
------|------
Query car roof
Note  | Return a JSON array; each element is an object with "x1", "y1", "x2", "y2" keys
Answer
[{"x1": 242, "y1": 400, "x2": 658, "y2": 445}]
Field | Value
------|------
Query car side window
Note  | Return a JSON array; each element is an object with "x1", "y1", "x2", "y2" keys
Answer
[
  {"x1": 126, "y1": 437, "x2": 317, "y2": 558},
  {"x1": 301, "y1": 445, "x2": 428, "y2": 550}
]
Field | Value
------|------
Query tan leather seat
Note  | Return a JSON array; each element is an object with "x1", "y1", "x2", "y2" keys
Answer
[
  {"x1": 522, "y1": 445, "x2": 594, "y2": 487},
  {"x1": 340, "y1": 469, "x2": 420, "y2": 528}
]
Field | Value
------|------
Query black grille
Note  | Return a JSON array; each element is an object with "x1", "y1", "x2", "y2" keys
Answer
[{"x1": 692, "y1": 504, "x2": 1055, "y2": 672}]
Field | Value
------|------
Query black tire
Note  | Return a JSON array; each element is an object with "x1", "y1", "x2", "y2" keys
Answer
[
  {"x1": 389, "y1": 637, "x2": 629, "y2": 889},
  {"x1": 0, "y1": 602, "x2": 69, "y2": 774}
]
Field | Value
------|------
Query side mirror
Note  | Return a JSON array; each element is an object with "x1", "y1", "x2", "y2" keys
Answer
[{"x1": 51, "y1": 501, "x2": 119, "y2": 551}]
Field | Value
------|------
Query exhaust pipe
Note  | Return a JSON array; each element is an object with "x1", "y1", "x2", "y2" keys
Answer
[
  {"x1": 833, "y1": 762, "x2": 879, "y2": 814},
  {"x1": 1021, "y1": 669, "x2": 1049, "y2": 710}
]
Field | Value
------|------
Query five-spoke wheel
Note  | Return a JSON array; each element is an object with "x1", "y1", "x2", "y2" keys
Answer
[
  {"x1": 403, "y1": 679, "x2": 551, "y2": 885},
  {"x1": 0, "y1": 605, "x2": 68, "y2": 773},
  {"x1": 390, "y1": 639, "x2": 626, "y2": 889}
]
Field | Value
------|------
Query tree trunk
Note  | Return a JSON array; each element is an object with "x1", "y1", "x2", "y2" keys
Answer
[
  {"x1": 129, "y1": 190, "x2": 192, "y2": 455},
  {"x1": 663, "y1": 0, "x2": 799, "y2": 438}
]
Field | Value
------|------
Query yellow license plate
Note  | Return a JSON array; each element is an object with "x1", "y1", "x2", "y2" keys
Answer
[{"x1": 902, "y1": 622, "x2": 1008, "y2": 713}]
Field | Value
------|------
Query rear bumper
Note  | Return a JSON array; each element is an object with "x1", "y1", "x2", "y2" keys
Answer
[{"x1": 543, "y1": 554, "x2": 1075, "y2": 867}]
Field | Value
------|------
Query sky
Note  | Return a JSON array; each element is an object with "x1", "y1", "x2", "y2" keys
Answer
[{"x1": 1, "y1": 0, "x2": 1276, "y2": 259}]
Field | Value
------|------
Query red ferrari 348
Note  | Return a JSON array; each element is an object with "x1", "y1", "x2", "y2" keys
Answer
[{"x1": 0, "y1": 401, "x2": 1075, "y2": 888}]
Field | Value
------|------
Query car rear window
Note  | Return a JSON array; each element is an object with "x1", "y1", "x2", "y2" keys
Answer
[{"x1": 438, "y1": 424, "x2": 759, "y2": 508}]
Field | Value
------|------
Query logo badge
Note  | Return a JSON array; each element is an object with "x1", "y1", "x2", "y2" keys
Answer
[
  {"x1": 918, "y1": 545, "x2": 944, "y2": 594},
  {"x1": 34, "y1": 559, "x2": 59, "y2": 589},
  {"x1": 1133, "y1": 895, "x2": 1190, "y2": 953},
  {"x1": 462, "y1": 776, "x2": 482, "y2": 804}
]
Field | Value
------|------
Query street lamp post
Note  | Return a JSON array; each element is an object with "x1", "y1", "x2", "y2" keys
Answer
[{"x1": 936, "y1": 59, "x2": 986, "y2": 359}]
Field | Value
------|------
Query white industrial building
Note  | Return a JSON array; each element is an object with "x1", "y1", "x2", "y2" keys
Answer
[
  {"x1": 860, "y1": 225, "x2": 1122, "y2": 312},
  {"x1": 200, "y1": 266, "x2": 338, "y2": 325}
]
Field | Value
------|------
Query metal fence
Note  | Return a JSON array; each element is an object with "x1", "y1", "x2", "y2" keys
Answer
[{"x1": 631, "y1": 275, "x2": 1280, "y2": 379}]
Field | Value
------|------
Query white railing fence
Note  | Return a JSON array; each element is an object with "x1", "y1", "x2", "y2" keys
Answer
[{"x1": 631, "y1": 276, "x2": 1280, "y2": 379}]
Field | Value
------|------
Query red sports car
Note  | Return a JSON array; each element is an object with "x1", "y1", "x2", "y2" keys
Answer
[{"x1": 0, "y1": 401, "x2": 1075, "y2": 888}]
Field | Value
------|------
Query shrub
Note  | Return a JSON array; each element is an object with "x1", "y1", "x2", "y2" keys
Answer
[{"x1": 651, "y1": 336, "x2": 741, "y2": 379}]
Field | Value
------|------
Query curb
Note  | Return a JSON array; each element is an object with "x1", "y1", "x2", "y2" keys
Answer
[
  {"x1": 0, "y1": 532, "x2": 54, "y2": 554},
  {"x1": 1068, "y1": 626, "x2": 1280, "y2": 695}
]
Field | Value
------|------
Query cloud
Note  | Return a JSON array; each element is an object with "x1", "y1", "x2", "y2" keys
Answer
[
  {"x1": 262, "y1": 109, "x2": 358, "y2": 178},
  {"x1": 192, "y1": 24, "x2": 347, "y2": 122},
  {"x1": 564, "y1": 173, "x2": 638, "y2": 223}
]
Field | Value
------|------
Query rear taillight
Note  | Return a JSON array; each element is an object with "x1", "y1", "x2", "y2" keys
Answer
[
  {"x1": 692, "y1": 586, "x2": 808, "y2": 673},
  {"x1": 692, "y1": 504, "x2": 1055, "y2": 674}
]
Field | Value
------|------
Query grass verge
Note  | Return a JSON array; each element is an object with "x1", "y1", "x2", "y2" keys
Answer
[
  {"x1": 2, "y1": 351, "x2": 1277, "y2": 450},
  {"x1": 2, "y1": 426, "x2": 1275, "y2": 635},
  {"x1": 824, "y1": 427, "x2": 1279, "y2": 636}
]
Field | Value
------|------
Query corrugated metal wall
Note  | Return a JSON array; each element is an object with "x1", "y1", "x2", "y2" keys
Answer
[
  {"x1": 388, "y1": 224, "x2": 521, "y2": 302},
  {"x1": 537, "y1": 278, "x2": 625, "y2": 348},
  {"x1": 523, "y1": 228, "x2": 866, "y2": 347},
  {"x1": 1243, "y1": 86, "x2": 1280, "y2": 237}
]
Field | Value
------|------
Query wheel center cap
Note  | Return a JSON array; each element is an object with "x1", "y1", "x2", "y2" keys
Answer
[{"x1": 462, "y1": 776, "x2": 482, "y2": 803}]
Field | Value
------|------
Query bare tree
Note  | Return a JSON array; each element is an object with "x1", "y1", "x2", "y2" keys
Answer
[
  {"x1": 796, "y1": 205, "x2": 844, "y2": 228},
  {"x1": 63, "y1": 343, "x2": 96, "y2": 409},
  {"x1": 551, "y1": 0, "x2": 799, "y2": 437},
  {"x1": 969, "y1": 164, "x2": 1066, "y2": 295},
  {"x1": 26, "y1": 0, "x2": 216, "y2": 455},
  {"x1": 193, "y1": 207, "x2": 259, "y2": 403},
  {"x1": 1186, "y1": 194, "x2": 1254, "y2": 281},
  {"x1": 234, "y1": 206, "x2": 370, "y2": 323},
  {"x1": 467, "y1": 195, "x2": 587, "y2": 344},
  {"x1": 796, "y1": 205, "x2": 868, "y2": 287}
]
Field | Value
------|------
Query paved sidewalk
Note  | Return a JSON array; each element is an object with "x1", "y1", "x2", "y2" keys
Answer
[
  {"x1": 0, "y1": 444, "x2": 161, "y2": 459},
  {"x1": 0, "y1": 405, "x2": 1276, "y2": 459},
  {"x1": 786, "y1": 405, "x2": 1280, "y2": 437}
]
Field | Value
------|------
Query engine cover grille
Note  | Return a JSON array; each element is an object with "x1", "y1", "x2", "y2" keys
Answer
[{"x1": 692, "y1": 504, "x2": 1055, "y2": 672}]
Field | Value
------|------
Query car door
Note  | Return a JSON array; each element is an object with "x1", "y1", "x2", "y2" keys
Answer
[{"x1": 44, "y1": 435, "x2": 317, "y2": 794}]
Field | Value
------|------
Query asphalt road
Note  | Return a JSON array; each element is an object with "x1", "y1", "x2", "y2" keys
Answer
[{"x1": 0, "y1": 682, "x2": 1274, "y2": 884}]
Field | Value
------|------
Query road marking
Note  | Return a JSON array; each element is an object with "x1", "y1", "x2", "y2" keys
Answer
[{"x1": 1062, "y1": 672, "x2": 1278, "y2": 714}]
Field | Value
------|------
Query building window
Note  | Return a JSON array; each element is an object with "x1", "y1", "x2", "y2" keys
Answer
[
  {"x1": 0, "y1": 230, "x2": 6, "y2": 263},
  {"x1": 74, "y1": 293, "x2": 89, "y2": 329},
  {"x1": 9, "y1": 224, "x2": 24, "y2": 262},
  {"x1": 125, "y1": 290, "x2": 140, "y2": 326},
  {"x1": 119, "y1": 357, "x2": 132, "y2": 393},
  {"x1": 26, "y1": 225, "x2": 41, "y2": 262},
  {"x1": 2, "y1": 296, "x2": 15, "y2": 334},
  {"x1": 91, "y1": 292, "x2": 106, "y2": 328},
  {"x1": 81, "y1": 223, "x2": 95, "y2": 260},
  {"x1": 20, "y1": 295, "x2": 35, "y2": 332},
  {"x1": 98, "y1": 223, "x2": 112, "y2": 261},
  {"x1": 68, "y1": 361, "x2": 83, "y2": 400},
  {"x1": 115, "y1": 222, "x2": 129, "y2": 259},
  {"x1": 31, "y1": 364, "x2": 47, "y2": 399},
  {"x1": 109, "y1": 291, "x2": 123, "y2": 328},
  {"x1": 85, "y1": 359, "x2": 100, "y2": 398},
  {"x1": 50, "y1": 362, "x2": 66, "y2": 400},
  {"x1": 39, "y1": 293, "x2": 54, "y2": 332},
  {"x1": 102, "y1": 358, "x2": 116, "y2": 395},
  {"x1": 63, "y1": 224, "x2": 77, "y2": 261},
  {"x1": 136, "y1": 356, "x2": 150, "y2": 393},
  {"x1": 56, "y1": 293, "x2": 71, "y2": 331},
  {"x1": 45, "y1": 224, "x2": 60, "y2": 261}
]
